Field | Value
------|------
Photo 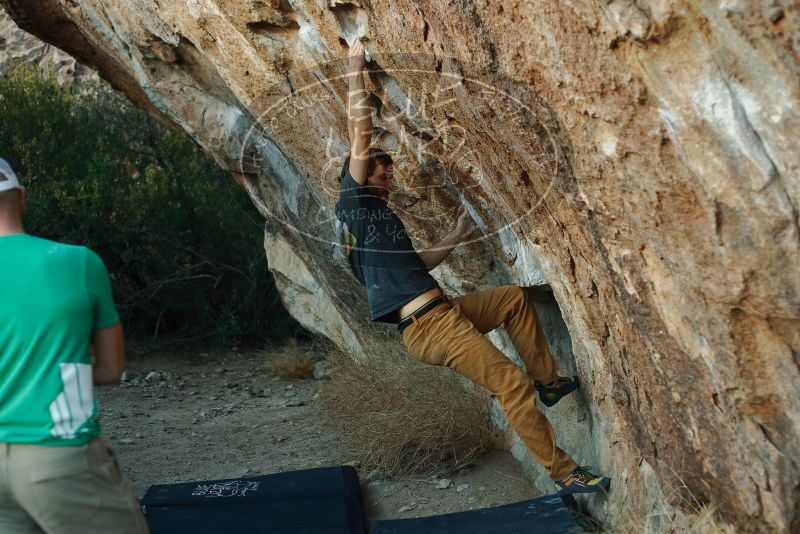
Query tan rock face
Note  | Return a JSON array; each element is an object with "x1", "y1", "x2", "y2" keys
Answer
[{"x1": 3, "y1": 0, "x2": 798, "y2": 529}]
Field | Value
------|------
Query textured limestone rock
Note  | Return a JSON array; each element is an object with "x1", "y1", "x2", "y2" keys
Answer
[
  {"x1": 3, "y1": 1, "x2": 799, "y2": 530},
  {"x1": 264, "y1": 228, "x2": 370, "y2": 359}
]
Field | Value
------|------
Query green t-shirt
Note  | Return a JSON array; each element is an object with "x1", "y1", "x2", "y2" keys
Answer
[{"x1": 0, "y1": 233, "x2": 119, "y2": 446}]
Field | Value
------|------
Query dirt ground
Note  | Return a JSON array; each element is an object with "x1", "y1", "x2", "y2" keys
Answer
[{"x1": 96, "y1": 346, "x2": 541, "y2": 526}]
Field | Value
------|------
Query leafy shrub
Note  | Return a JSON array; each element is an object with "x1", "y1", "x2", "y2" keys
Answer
[{"x1": 0, "y1": 64, "x2": 299, "y2": 343}]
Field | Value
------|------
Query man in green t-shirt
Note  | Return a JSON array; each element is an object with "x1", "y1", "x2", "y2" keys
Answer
[{"x1": 0, "y1": 158, "x2": 148, "y2": 533}]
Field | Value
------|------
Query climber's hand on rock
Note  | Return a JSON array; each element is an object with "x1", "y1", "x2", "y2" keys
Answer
[
  {"x1": 348, "y1": 39, "x2": 366, "y2": 72},
  {"x1": 453, "y1": 205, "x2": 476, "y2": 242}
]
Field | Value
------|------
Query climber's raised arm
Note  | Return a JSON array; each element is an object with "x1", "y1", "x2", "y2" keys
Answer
[{"x1": 347, "y1": 39, "x2": 372, "y2": 186}]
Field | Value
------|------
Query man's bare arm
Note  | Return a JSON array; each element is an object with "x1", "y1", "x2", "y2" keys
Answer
[
  {"x1": 92, "y1": 323, "x2": 125, "y2": 385},
  {"x1": 418, "y1": 206, "x2": 476, "y2": 271},
  {"x1": 418, "y1": 233, "x2": 463, "y2": 271},
  {"x1": 347, "y1": 39, "x2": 372, "y2": 185}
]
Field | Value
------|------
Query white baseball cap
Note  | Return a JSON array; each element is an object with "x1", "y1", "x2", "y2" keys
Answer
[{"x1": 0, "y1": 158, "x2": 22, "y2": 193}]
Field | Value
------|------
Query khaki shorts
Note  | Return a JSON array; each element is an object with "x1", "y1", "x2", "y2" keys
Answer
[{"x1": 0, "y1": 438, "x2": 149, "y2": 534}]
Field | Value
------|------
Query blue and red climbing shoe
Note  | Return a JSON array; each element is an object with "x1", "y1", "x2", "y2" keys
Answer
[
  {"x1": 556, "y1": 466, "x2": 611, "y2": 495},
  {"x1": 534, "y1": 376, "x2": 580, "y2": 407}
]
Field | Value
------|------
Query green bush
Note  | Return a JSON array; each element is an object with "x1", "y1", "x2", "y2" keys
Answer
[{"x1": 0, "y1": 64, "x2": 298, "y2": 343}]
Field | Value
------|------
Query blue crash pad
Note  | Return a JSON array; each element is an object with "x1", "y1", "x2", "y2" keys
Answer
[
  {"x1": 370, "y1": 494, "x2": 583, "y2": 534},
  {"x1": 141, "y1": 466, "x2": 366, "y2": 534}
]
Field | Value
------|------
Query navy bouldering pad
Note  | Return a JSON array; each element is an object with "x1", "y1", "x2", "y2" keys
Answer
[
  {"x1": 141, "y1": 466, "x2": 366, "y2": 534},
  {"x1": 142, "y1": 466, "x2": 361, "y2": 506},
  {"x1": 370, "y1": 495, "x2": 583, "y2": 534}
]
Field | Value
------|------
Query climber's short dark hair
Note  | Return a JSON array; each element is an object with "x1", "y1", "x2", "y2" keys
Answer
[{"x1": 340, "y1": 148, "x2": 393, "y2": 182}]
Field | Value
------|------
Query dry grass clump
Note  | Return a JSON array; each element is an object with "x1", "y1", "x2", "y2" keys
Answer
[
  {"x1": 262, "y1": 340, "x2": 316, "y2": 379},
  {"x1": 612, "y1": 477, "x2": 737, "y2": 534},
  {"x1": 319, "y1": 348, "x2": 494, "y2": 477},
  {"x1": 620, "y1": 505, "x2": 736, "y2": 534}
]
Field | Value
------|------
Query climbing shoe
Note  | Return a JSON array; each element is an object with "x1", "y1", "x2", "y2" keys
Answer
[
  {"x1": 556, "y1": 466, "x2": 611, "y2": 495},
  {"x1": 534, "y1": 376, "x2": 580, "y2": 407}
]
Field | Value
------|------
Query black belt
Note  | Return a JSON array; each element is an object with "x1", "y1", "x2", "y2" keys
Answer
[{"x1": 397, "y1": 295, "x2": 449, "y2": 334}]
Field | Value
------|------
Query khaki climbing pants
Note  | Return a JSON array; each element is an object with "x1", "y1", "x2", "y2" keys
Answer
[
  {"x1": 0, "y1": 438, "x2": 149, "y2": 534},
  {"x1": 401, "y1": 285, "x2": 578, "y2": 480}
]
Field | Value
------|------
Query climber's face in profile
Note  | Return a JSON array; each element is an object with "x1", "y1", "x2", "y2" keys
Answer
[{"x1": 367, "y1": 162, "x2": 394, "y2": 199}]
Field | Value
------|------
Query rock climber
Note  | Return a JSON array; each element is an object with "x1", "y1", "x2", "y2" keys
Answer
[
  {"x1": 334, "y1": 39, "x2": 611, "y2": 495},
  {"x1": 0, "y1": 157, "x2": 149, "y2": 533}
]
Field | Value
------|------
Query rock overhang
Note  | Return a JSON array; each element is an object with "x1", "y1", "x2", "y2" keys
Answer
[{"x1": 2, "y1": 1, "x2": 799, "y2": 530}]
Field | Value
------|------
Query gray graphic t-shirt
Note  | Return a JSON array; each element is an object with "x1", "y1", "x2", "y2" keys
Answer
[{"x1": 335, "y1": 170, "x2": 440, "y2": 322}]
